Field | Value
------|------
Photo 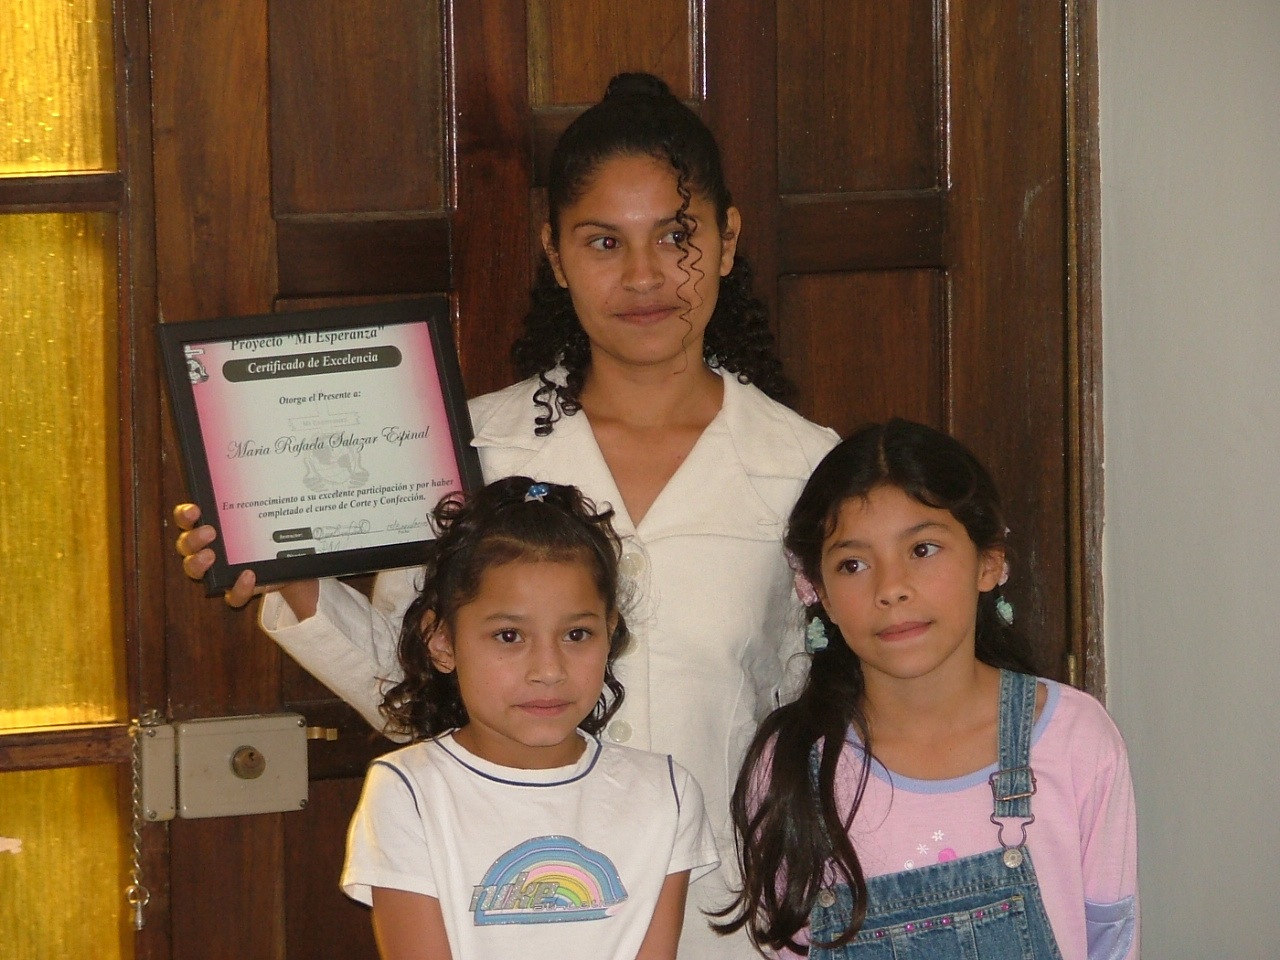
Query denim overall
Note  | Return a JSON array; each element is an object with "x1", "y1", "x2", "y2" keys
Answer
[{"x1": 808, "y1": 670, "x2": 1065, "y2": 959}]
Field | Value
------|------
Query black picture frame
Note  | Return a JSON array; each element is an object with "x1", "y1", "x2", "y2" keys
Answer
[{"x1": 158, "y1": 297, "x2": 483, "y2": 594}]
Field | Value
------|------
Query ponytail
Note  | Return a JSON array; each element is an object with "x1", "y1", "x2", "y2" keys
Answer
[{"x1": 715, "y1": 626, "x2": 870, "y2": 952}]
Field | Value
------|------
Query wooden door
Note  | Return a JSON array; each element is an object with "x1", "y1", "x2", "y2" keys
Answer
[{"x1": 138, "y1": 1, "x2": 1100, "y2": 956}]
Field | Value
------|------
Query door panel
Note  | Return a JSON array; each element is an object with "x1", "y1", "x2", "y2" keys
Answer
[
  {"x1": 146, "y1": 0, "x2": 1095, "y2": 954},
  {"x1": 527, "y1": 0, "x2": 693, "y2": 104},
  {"x1": 777, "y1": 1, "x2": 939, "y2": 194},
  {"x1": 450, "y1": 2, "x2": 531, "y2": 398},
  {"x1": 151, "y1": 2, "x2": 286, "y2": 957},
  {"x1": 945, "y1": 0, "x2": 1071, "y2": 667},
  {"x1": 268, "y1": 0, "x2": 450, "y2": 302},
  {"x1": 284, "y1": 778, "x2": 376, "y2": 957},
  {"x1": 268, "y1": 0, "x2": 446, "y2": 216},
  {"x1": 168, "y1": 817, "x2": 284, "y2": 957},
  {"x1": 779, "y1": 270, "x2": 945, "y2": 431},
  {"x1": 723, "y1": 0, "x2": 1072, "y2": 676}
]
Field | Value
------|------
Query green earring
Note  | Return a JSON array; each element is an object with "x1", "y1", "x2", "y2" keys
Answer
[{"x1": 805, "y1": 617, "x2": 829, "y2": 654}]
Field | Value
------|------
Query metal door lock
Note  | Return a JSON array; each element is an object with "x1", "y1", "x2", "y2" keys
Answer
[{"x1": 138, "y1": 713, "x2": 308, "y2": 820}]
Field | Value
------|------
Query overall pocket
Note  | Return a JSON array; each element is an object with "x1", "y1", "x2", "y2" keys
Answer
[{"x1": 810, "y1": 886, "x2": 1039, "y2": 960}]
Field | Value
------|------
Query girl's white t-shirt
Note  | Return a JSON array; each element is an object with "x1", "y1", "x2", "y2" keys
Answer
[{"x1": 343, "y1": 732, "x2": 719, "y2": 960}]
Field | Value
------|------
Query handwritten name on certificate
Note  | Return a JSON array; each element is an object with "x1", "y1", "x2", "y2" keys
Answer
[{"x1": 182, "y1": 323, "x2": 463, "y2": 566}]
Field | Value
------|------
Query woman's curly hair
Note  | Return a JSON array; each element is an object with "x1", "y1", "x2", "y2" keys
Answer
[{"x1": 510, "y1": 72, "x2": 793, "y2": 435}]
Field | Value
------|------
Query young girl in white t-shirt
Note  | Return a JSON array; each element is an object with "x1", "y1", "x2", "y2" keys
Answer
[
  {"x1": 342, "y1": 477, "x2": 718, "y2": 960},
  {"x1": 717, "y1": 419, "x2": 1139, "y2": 959}
]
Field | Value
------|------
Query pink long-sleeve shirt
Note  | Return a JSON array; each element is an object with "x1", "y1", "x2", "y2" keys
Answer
[{"x1": 776, "y1": 679, "x2": 1139, "y2": 960}]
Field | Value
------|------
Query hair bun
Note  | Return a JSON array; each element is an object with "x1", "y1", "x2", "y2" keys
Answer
[{"x1": 604, "y1": 72, "x2": 674, "y2": 101}]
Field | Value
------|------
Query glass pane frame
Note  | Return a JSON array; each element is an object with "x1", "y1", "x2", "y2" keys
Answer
[
  {"x1": 0, "y1": 9, "x2": 133, "y2": 733},
  {"x1": 1, "y1": 0, "x2": 158, "y2": 953}
]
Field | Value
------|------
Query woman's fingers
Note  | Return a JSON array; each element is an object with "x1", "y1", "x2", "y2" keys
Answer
[
  {"x1": 173, "y1": 503, "x2": 202, "y2": 532},
  {"x1": 176, "y1": 523, "x2": 215, "y2": 556},
  {"x1": 173, "y1": 507, "x2": 221, "y2": 585},
  {"x1": 181, "y1": 546, "x2": 216, "y2": 580},
  {"x1": 224, "y1": 569, "x2": 259, "y2": 609},
  {"x1": 173, "y1": 503, "x2": 216, "y2": 581},
  {"x1": 176, "y1": 524, "x2": 218, "y2": 588},
  {"x1": 171, "y1": 503, "x2": 267, "y2": 609},
  {"x1": 179, "y1": 545, "x2": 263, "y2": 608}
]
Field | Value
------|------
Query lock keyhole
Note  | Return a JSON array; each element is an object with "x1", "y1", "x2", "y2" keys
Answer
[{"x1": 231, "y1": 746, "x2": 267, "y2": 780}]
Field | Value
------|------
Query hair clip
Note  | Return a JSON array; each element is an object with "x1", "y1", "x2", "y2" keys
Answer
[
  {"x1": 524, "y1": 482, "x2": 551, "y2": 503},
  {"x1": 793, "y1": 571, "x2": 820, "y2": 607},
  {"x1": 784, "y1": 549, "x2": 821, "y2": 607}
]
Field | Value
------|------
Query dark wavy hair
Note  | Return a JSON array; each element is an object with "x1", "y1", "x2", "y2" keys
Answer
[
  {"x1": 381, "y1": 477, "x2": 630, "y2": 740},
  {"x1": 716, "y1": 419, "x2": 1037, "y2": 952},
  {"x1": 511, "y1": 71, "x2": 792, "y2": 435}
]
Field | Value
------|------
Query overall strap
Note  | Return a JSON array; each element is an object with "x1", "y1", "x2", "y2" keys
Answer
[{"x1": 988, "y1": 670, "x2": 1039, "y2": 861}]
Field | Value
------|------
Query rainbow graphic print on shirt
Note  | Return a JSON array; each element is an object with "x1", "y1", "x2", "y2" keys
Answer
[{"x1": 470, "y1": 836, "x2": 627, "y2": 925}]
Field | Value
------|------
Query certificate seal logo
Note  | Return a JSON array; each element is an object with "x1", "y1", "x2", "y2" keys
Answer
[{"x1": 183, "y1": 346, "x2": 210, "y2": 385}]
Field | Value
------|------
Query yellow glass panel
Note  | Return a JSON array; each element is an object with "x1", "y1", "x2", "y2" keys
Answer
[
  {"x1": 0, "y1": 765, "x2": 128, "y2": 959},
  {"x1": 0, "y1": 213, "x2": 123, "y2": 729},
  {"x1": 0, "y1": 0, "x2": 116, "y2": 174}
]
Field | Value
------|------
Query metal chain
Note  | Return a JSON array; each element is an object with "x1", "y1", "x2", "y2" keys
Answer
[{"x1": 124, "y1": 713, "x2": 157, "y2": 931}]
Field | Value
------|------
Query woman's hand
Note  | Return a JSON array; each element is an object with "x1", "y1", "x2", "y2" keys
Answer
[
  {"x1": 173, "y1": 503, "x2": 255, "y2": 606},
  {"x1": 172, "y1": 503, "x2": 319, "y2": 615}
]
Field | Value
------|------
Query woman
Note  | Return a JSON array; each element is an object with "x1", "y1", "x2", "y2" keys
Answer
[{"x1": 177, "y1": 73, "x2": 838, "y2": 959}]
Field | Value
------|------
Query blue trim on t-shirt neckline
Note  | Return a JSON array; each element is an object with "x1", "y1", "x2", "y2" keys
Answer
[{"x1": 433, "y1": 730, "x2": 603, "y2": 787}]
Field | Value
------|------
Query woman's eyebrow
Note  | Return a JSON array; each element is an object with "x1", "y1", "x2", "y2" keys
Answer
[
  {"x1": 568, "y1": 213, "x2": 697, "y2": 233},
  {"x1": 568, "y1": 218, "x2": 620, "y2": 232}
]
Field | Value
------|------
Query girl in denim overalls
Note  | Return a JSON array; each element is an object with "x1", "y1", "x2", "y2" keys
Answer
[{"x1": 717, "y1": 420, "x2": 1139, "y2": 960}]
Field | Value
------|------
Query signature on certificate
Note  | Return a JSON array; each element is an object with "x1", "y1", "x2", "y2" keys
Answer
[
  {"x1": 311, "y1": 519, "x2": 373, "y2": 540},
  {"x1": 388, "y1": 518, "x2": 430, "y2": 534}
]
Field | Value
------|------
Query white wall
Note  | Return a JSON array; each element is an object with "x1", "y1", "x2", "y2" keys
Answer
[{"x1": 1099, "y1": 2, "x2": 1280, "y2": 955}]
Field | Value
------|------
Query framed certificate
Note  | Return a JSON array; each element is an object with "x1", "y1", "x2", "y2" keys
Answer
[{"x1": 159, "y1": 297, "x2": 483, "y2": 594}]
